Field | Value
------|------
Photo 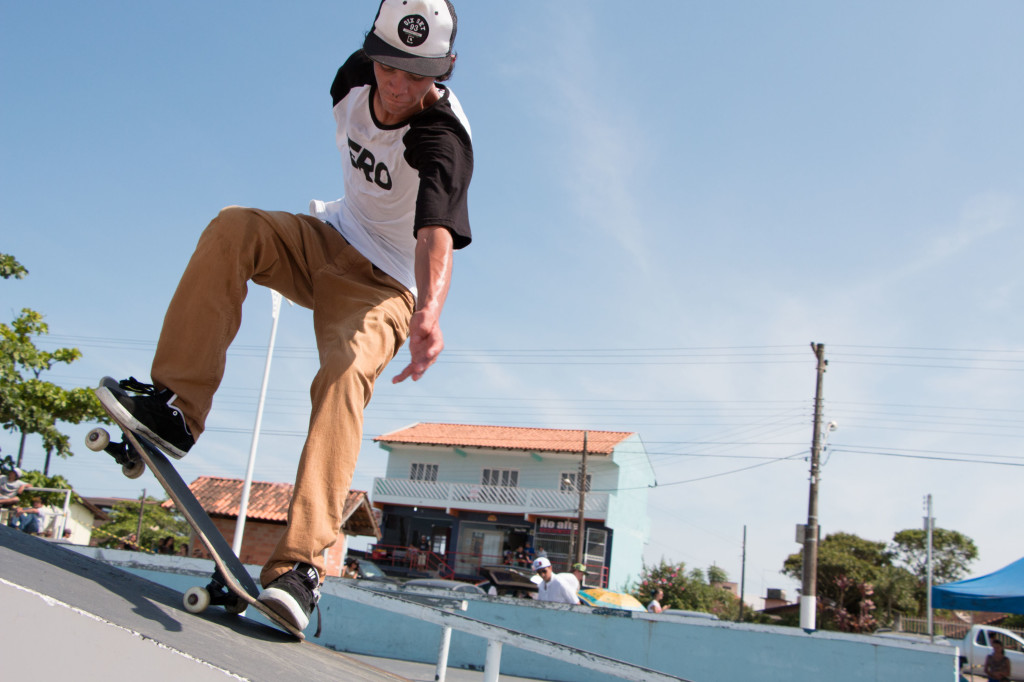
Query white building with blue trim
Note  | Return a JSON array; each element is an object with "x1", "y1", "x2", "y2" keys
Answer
[{"x1": 369, "y1": 422, "x2": 654, "y2": 590}]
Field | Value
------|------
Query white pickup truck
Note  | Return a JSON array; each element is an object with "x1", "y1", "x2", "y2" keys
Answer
[
  {"x1": 874, "y1": 624, "x2": 1024, "y2": 679},
  {"x1": 951, "y1": 624, "x2": 1024, "y2": 680}
]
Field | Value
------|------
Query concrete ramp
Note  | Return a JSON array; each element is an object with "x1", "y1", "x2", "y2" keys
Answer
[{"x1": 0, "y1": 526, "x2": 408, "y2": 680}]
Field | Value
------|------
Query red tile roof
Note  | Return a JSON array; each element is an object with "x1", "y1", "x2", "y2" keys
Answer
[
  {"x1": 180, "y1": 476, "x2": 293, "y2": 522},
  {"x1": 165, "y1": 476, "x2": 371, "y2": 527},
  {"x1": 375, "y1": 423, "x2": 634, "y2": 455}
]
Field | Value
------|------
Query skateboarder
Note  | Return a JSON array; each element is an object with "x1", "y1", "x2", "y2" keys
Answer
[{"x1": 97, "y1": 0, "x2": 472, "y2": 631}]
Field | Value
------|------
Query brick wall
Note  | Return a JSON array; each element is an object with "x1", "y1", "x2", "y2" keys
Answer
[
  {"x1": 324, "y1": 536, "x2": 349, "y2": 576},
  {"x1": 188, "y1": 517, "x2": 349, "y2": 577}
]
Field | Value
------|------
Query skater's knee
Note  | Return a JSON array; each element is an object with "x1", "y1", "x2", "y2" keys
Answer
[
  {"x1": 200, "y1": 206, "x2": 261, "y2": 245},
  {"x1": 316, "y1": 348, "x2": 377, "y2": 394},
  {"x1": 212, "y1": 205, "x2": 260, "y2": 230}
]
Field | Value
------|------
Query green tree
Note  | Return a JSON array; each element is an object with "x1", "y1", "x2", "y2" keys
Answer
[
  {"x1": 0, "y1": 254, "x2": 28, "y2": 280},
  {"x1": 95, "y1": 496, "x2": 190, "y2": 553},
  {"x1": 629, "y1": 559, "x2": 741, "y2": 620},
  {"x1": 872, "y1": 563, "x2": 920, "y2": 625},
  {"x1": 783, "y1": 532, "x2": 915, "y2": 630},
  {"x1": 707, "y1": 564, "x2": 729, "y2": 585},
  {"x1": 0, "y1": 253, "x2": 108, "y2": 473},
  {"x1": 784, "y1": 532, "x2": 891, "y2": 591},
  {"x1": 782, "y1": 529, "x2": 974, "y2": 628},
  {"x1": 826, "y1": 575, "x2": 878, "y2": 633},
  {"x1": 891, "y1": 528, "x2": 978, "y2": 585},
  {"x1": 890, "y1": 527, "x2": 978, "y2": 615}
]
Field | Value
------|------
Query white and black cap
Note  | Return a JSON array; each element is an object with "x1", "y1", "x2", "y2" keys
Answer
[{"x1": 363, "y1": 0, "x2": 457, "y2": 78}]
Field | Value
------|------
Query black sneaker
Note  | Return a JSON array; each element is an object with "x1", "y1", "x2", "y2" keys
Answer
[
  {"x1": 96, "y1": 377, "x2": 194, "y2": 459},
  {"x1": 258, "y1": 563, "x2": 321, "y2": 632}
]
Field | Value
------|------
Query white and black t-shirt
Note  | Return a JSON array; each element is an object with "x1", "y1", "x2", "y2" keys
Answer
[
  {"x1": 0, "y1": 476, "x2": 24, "y2": 497},
  {"x1": 310, "y1": 51, "x2": 473, "y2": 298}
]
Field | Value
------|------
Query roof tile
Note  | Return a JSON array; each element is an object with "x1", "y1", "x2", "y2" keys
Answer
[
  {"x1": 375, "y1": 423, "x2": 634, "y2": 455},
  {"x1": 164, "y1": 477, "x2": 369, "y2": 525}
]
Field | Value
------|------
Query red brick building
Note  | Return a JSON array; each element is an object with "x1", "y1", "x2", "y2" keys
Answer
[{"x1": 166, "y1": 476, "x2": 380, "y2": 577}]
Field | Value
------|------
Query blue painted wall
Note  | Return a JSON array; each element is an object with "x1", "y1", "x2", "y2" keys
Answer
[
  {"x1": 604, "y1": 435, "x2": 655, "y2": 590},
  {"x1": 311, "y1": 583, "x2": 955, "y2": 682},
  {"x1": 89, "y1": 550, "x2": 954, "y2": 682}
]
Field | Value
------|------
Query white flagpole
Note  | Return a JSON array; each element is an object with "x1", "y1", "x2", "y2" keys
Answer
[{"x1": 233, "y1": 290, "x2": 285, "y2": 557}]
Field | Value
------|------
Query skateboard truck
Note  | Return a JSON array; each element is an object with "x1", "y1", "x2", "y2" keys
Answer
[
  {"x1": 86, "y1": 427, "x2": 146, "y2": 479},
  {"x1": 185, "y1": 575, "x2": 249, "y2": 615}
]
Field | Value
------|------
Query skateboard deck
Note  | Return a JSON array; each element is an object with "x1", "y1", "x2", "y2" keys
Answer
[{"x1": 88, "y1": 377, "x2": 305, "y2": 639}]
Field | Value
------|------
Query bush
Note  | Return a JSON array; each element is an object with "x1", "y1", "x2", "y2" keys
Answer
[{"x1": 629, "y1": 559, "x2": 741, "y2": 620}]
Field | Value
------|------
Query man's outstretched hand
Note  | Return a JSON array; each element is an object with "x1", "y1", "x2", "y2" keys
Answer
[
  {"x1": 393, "y1": 226, "x2": 453, "y2": 384},
  {"x1": 392, "y1": 308, "x2": 444, "y2": 383}
]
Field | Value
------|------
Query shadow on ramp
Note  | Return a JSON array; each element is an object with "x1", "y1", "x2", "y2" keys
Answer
[{"x1": 0, "y1": 526, "x2": 407, "y2": 680}]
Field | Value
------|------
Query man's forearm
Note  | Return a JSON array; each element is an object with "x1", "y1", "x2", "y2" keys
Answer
[
  {"x1": 414, "y1": 226, "x2": 454, "y2": 314},
  {"x1": 391, "y1": 226, "x2": 454, "y2": 383}
]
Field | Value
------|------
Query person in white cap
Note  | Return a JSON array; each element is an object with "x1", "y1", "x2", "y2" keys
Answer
[
  {"x1": 532, "y1": 557, "x2": 582, "y2": 605},
  {"x1": 96, "y1": 0, "x2": 472, "y2": 633},
  {"x1": 1, "y1": 467, "x2": 29, "y2": 509}
]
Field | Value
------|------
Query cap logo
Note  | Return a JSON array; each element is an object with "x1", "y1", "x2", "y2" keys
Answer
[{"x1": 398, "y1": 15, "x2": 429, "y2": 47}]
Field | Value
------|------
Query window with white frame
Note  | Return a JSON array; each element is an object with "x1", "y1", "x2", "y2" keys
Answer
[
  {"x1": 481, "y1": 468, "x2": 518, "y2": 487},
  {"x1": 410, "y1": 463, "x2": 438, "y2": 482},
  {"x1": 560, "y1": 472, "x2": 591, "y2": 492}
]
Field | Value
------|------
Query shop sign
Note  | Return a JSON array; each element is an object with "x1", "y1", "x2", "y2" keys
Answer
[{"x1": 537, "y1": 518, "x2": 579, "y2": 535}]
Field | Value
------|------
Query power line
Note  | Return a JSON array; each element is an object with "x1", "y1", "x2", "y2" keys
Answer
[
  {"x1": 832, "y1": 446, "x2": 1024, "y2": 467},
  {"x1": 40, "y1": 335, "x2": 1024, "y2": 367}
]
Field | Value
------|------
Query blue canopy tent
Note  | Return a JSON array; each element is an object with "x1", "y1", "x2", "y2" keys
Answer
[{"x1": 932, "y1": 556, "x2": 1024, "y2": 614}]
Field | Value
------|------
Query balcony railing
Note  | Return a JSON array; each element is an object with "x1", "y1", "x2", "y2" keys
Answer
[{"x1": 372, "y1": 477, "x2": 609, "y2": 518}]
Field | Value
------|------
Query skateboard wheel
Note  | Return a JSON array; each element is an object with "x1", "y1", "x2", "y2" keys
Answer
[
  {"x1": 122, "y1": 459, "x2": 146, "y2": 479},
  {"x1": 224, "y1": 596, "x2": 248, "y2": 615},
  {"x1": 85, "y1": 428, "x2": 110, "y2": 451},
  {"x1": 184, "y1": 586, "x2": 211, "y2": 613}
]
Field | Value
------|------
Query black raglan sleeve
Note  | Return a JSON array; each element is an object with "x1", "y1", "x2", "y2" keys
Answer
[{"x1": 404, "y1": 111, "x2": 474, "y2": 250}]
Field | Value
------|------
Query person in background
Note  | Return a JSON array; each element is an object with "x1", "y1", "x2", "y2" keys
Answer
[
  {"x1": 568, "y1": 562, "x2": 588, "y2": 592},
  {"x1": 341, "y1": 557, "x2": 362, "y2": 579},
  {"x1": 9, "y1": 497, "x2": 45, "y2": 534},
  {"x1": 120, "y1": 532, "x2": 140, "y2": 551},
  {"x1": 0, "y1": 467, "x2": 29, "y2": 509},
  {"x1": 647, "y1": 588, "x2": 671, "y2": 614},
  {"x1": 532, "y1": 557, "x2": 580, "y2": 605},
  {"x1": 984, "y1": 637, "x2": 1011, "y2": 681}
]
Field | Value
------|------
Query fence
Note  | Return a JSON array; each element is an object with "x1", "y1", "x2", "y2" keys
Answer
[
  {"x1": 1, "y1": 487, "x2": 72, "y2": 539},
  {"x1": 895, "y1": 615, "x2": 1024, "y2": 640}
]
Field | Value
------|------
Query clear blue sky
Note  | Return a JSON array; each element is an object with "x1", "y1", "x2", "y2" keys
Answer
[{"x1": 3, "y1": 1, "x2": 1023, "y2": 602}]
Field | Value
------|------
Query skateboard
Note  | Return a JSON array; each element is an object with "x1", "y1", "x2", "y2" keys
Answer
[{"x1": 87, "y1": 377, "x2": 305, "y2": 639}]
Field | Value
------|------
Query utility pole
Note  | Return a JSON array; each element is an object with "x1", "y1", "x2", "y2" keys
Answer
[
  {"x1": 233, "y1": 290, "x2": 286, "y2": 557},
  {"x1": 925, "y1": 494, "x2": 935, "y2": 642},
  {"x1": 136, "y1": 488, "x2": 146, "y2": 546},
  {"x1": 739, "y1": 525, "x2": 747, "y2": 622},
  {"x1": 800, "y1": 342, "x2": 827, "y2": 631},
  {"x1": 575, "y1": 432, "x2": 589, "y2": 566}
]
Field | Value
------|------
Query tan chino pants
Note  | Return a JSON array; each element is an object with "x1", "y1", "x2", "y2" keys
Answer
[{"x1": 151, "y1": 206, "x2": 414, "y2": 584}]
